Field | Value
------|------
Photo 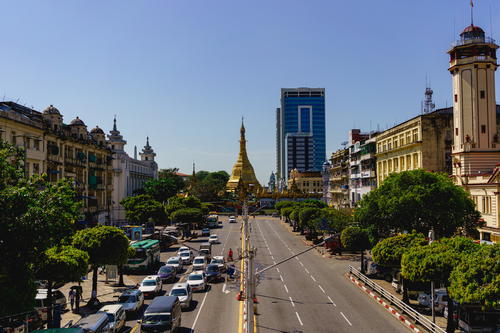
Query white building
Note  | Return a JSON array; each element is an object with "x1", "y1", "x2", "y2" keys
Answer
[{"x1": 107, "y1": 117, "x2": 158, "y2": 225}]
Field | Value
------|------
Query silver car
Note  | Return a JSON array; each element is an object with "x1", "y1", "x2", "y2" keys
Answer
[
  {"x1": 169, "y1": 282, "x2": 192, "y2": 309},
  {"x1": 179, "y1": 251, "x2": 194, "y2": 265}
]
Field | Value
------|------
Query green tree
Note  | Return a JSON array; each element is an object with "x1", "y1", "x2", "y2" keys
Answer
[
  {"x1": 121, "y1": 194, "x2": 166, "y2": 225},
  {"x1": 321, "y1": 208, "x2": 352, "y2": 234},
  {"x1": 159, "y1": 168, "x2": 185, "y2": 190},
  {"x1": 37, "y1": 246, "x2": 89, "y2": 326},
  {"x1": 281, "y1": 207, "x2": 295, "y2": 223},
  {"x1": 170, "y1": 208, "x2": 203, "y2": 224},
  {"x1": 275, "y1": 200, "x2": 296, "y2": 212},
  {"x1": 372, "y1": 232, "x2": 427, "y2": 303},
  {"x1": 448, "y1": 243, "x2": 500, "y2": 310},
  {"x1": 191, "y1": 171, "x2": 230, "y2": 202},
  {"x1": 341, "y1": 226, "x2": 371, "y2": 273},
  {"x1": 143, "y1": 177, "x2": 184, "y2": 202},
  {"x1": 355, "y1": 170, "x2": 482, "y2": 240},
  {"x1": 165, "y1": 196, "x2": 202, "y2": 220},
  {"x1": 299, "y1": 207, "x2": 322, "y2": 239},
  {"x1": 72, "y1": 226, "x2": 130, "y2": 304}
]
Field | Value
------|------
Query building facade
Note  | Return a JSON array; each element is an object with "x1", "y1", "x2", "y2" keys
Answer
[
  {"x1": 108, "y1": 118, "x2": 158, "y2": 225},
  {"x1": 375, "y1": 107, "x2": 454, "y2": 185},
  {"x1": 448, "y1": 24, "x2": 500, "y2": 242},
  {"x1": 287, "y1": 169, "x2": 323, "y2": 194},
  {"x1": 327, "y1": 148, "x2": 350, "y2": 208},
  {"x1": 349, "y1": 137, "x2": 377, "y2": 206},
  {"x1": 276, "y1": 88, "x2": 326, "y2": 184}
]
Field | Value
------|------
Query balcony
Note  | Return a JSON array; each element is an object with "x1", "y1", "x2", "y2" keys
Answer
[
  {"x1": 361, "y1": 170, "x2": 376, "y2": 178},
  {"x1": 451, "y1": 36, "x2": 495, "y2": 47},
  {"x1": 350, "y1": 173, "x2": 361, "y2": 179}
]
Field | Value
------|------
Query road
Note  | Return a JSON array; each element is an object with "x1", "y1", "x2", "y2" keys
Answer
[
  {"x1": 125, "y1": 216, "x2": 241, "y2": 333},
  {"x1": 251, "y1": 217, "x2": 406, "y2": 333}
]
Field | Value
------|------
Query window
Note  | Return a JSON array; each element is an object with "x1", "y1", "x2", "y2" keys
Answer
[
  {"x1": 481, "y1": 125, "x2": 486, "y2": 134},
  {"x1": 406, "y1": 131, "x2": 411, "y2": 144},
  {"x1": 388, "y1": 159, "x2": 393, "y2": 173},
  {"x1": 400, "y1": 156, "x2": 405, "y2": 170},
  {"x1": 34, "y1": 139, "x2": 40, "y2": 150},
  {"x1": 399, "y1": 134, "x2": 404, "y2": 146},
  {"x1": 394, "y1": 158, "x2": 399, "y2": 172},
  {"x1": 11, "y1": 131, "x2": 16, "y2": 144},
  {"x1": 406, "y1": 155, "x2": 412, "y2": 170},
  {"x1": 388, "y1": 142, "x2": 392, "y2": 150},
  {"x1": 412, "y1": 129, "x2": 418, "y2": 142},
  {"x1": 413, "y1": 154, "x2": 419, "y2": 169},
  {"x1": 455, "y1": 128, "x2": 458, "y2": 136},
  {"x1": 454, "y1": 94, "x2": 458, "y2": 103},
  {"x1": 483, "y1": 196, "x2": 491, "y2": 214},
  {"x1": 480, "y1": 90, "x2": 485, "y2": 99},
  {"x1": 393, "y1": 138, "x2": 398, "y2": 148},
  {"x1": 33, "y1": 163, "x2": 40, "y2": 175},
  {"x1": 298, "y1": 106, "x2": 312, "y2": 133}
]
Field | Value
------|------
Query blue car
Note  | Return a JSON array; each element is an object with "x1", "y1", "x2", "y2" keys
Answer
[
  {"x1": 205, "y1": 264, "x2": 222, "y2": 282},
  {"x1": 157, "y1": 265, "x2": 177, "y2": 283}
]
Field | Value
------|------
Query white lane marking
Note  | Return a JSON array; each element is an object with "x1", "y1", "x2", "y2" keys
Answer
[
  {"x1": 318, "y1": 285, "x2": 326, "y2": 294},
  {"x1": 295, "y1": 257, "x2": 299, "y2": 260},
  {"x1": 289, "y1": 296, "x2": 295, "y2": 307},
  {"x1": 279, "y1": 275, "x2": 284, "y2": 282},
  {"x1": 273, "y1": 260, "x2": 276, "y2": 265},
  {"x1": 191, "y1": 289, "x2": 209, "y2": 330},
  {"x1": 222, "y1": 283, "x2": 230, "y2": 294},
  {"x1": 299, "y1": 262, "x2": 304, "y2": 267},
  {"x1": 328, "y1": 296, "x2": 337, "y2": 307},
  {"x1": 276, "y1": 268, "x2": 280, "y2": 273},
  {"x1": 310, "y1": 275, "x2": 316, "y2": 282},
  {"x1": 295, "y1": 312, "x2": 303, "y2": 326},
  {"x1": 283, "y1": 284, "x2": 289, "y2": 293},
  {"x1": 340, "y1": 312, "x2": 352, "y2": 326},
  {"x1": 304, "y1": 268, "x2": 310, "y2": 274},
  {"x1": 270, "y1": 255, "x2": 275, "y2": 260}
]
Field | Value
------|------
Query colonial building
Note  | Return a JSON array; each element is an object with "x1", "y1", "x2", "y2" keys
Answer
[
  {"x1": 0, "y1": 102, "x2": 113, "y2": 224},
  {"x1": 375, "y1": 106, "x2": 454, "y2": 185},
  {"x1": 448, "y1": 23, "x2": 500, "y2": 242},
  {"x1": 328, "y1": 148, "x2": 350, "y2": 208},
  {"x1": 287, "y1": 169, "x2": 322, "y2": 194},
  {"x1": 108, "y1": 117, "x2": 158, "y2": 225}
]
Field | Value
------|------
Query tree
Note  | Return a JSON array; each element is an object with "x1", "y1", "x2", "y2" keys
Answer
[
  {"x1": 372, "y1": 232, "x2": 427, "y2": 303},
  {"x1": 170, "y1": 208, "x2": 203, "y2": 224},
  {"x1": 37, "y1": 246, "x2": 89, "y2": 326},
  {"x1": 165, "y1": 196, "x2": 202, "y2": 221},
  {"x1": 299, "y1": 207, "x2": 322, "y2": 239},
  {"x1": 321, "y1": 208, "x2": 352, "y2": 234},
  {"x1": 275, "y1": 200, "x2": 296, "y2": 212},
  {"x1": 72, "y1": 226, "x2": 130, "y2": 304},
  {"x1": 448, "y1": 243, "x2": 500, "y2": 310},
  {"x1": 401, "y1": 237, "x2": 480, "y2": 332},
  {"x1": 0, "y1": 141, "x2": 82, "y2": 317},
  {"x1": 143, "y1": 177, "x2": 183, "y2": 202},
  {"x1": 355, "y1": 170, "x2": 482, "y2": 240},
  {"x1": 191, "y1": 171, "x2": 230, "y2": 202},
  {"x1": 281, "y1": 207, "x2": 294, "y2": 223},
  {"x1": 158, "y1": 168, "x2": 185, "y2": 192},
  {"x1": 121, "y1": 194, "x2": 166, "y2": 225},
  {"x1": 341, "y1": 227, "x2": 371, "y2": 273}
]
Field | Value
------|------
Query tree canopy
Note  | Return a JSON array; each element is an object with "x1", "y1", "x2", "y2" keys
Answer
[
  {"x1": 190, "y1": 170, "x2": 230, "y2": 202},
  {"x1": 170, "y1": 208, "x2": 203, "y2": 224},
  {"x1": 121, "y1": 194, "x2": 166, "y2": 224},
  {"x1": 341, "y1": 226, "x2": 370, "y2": 252},
  {"x1": 372, "y1": 232, "x2": 427, "y2": 268},
  {"x1": 143, "y1": 177, "x2": 184, "y2": 202},
  {"x1": 355, "y1": 170, "x2": 481, "y2": 240}
]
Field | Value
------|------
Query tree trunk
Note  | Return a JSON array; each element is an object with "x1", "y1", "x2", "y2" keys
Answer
[
  {"x1": 90, "y1": 266, "x2": 98, "y2": 303},
  {"x1": 46, "y1": 280, "x2": 53, "y2": 328},
  {"x1": 445, "y1": 287, "x2": 455, "y2": 333},
  {"x1": 360, "y1": 251, "x2": 365, "y2": 274},
  {"x1": 118, "y1": 265, "x2": 124, "y2": 286},
  {"x1": 402, "y1": 277, "x2": 409, "y2": 304}
]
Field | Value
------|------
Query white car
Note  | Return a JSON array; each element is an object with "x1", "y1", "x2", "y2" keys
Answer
[
  {"x1": 210, "y1": 256, "x2": 226, "y2": 272},
  {"x1": 208, "y1": 235, "x2": 219, "y2": 244},
  {"x1": 187, "y1": 271, "x2": 207, "y2": 292},
  {"x1": 35, "y1": 289, "x2": 67, "y2": 321},
  {"x1": 229, "y1": 216, "x2": 237, "y2": 223},
  {"x1": 167, "y1": 256, "x2": 184, "y2": 271},
  {"x1": 179, "y1": 250, "x2": 194, "y2": 265},
  {"x1": 138, "y1": 276, "x2": 162, "y2": 298},
  {"x1": 192, "y1": 256, "x2": 208, "y2": 270},
  {"x1": 97, "y1": 304, "x2": 126, "y2": 333},
  {"x1": 177, "y1": 246, "x2": 190, "y2": 255},
  {"x1": 169, "y1": 282, "x2": 192, "y2": 309}
]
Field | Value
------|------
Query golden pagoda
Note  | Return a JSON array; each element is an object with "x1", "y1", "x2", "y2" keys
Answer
[{"x1": 226, "y1": 120, "x2": 261, "y2": 192}]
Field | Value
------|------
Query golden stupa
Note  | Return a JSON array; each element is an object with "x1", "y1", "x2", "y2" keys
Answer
[{"x1": 226, "y1": 120, "x2": 261, "y2": 192}]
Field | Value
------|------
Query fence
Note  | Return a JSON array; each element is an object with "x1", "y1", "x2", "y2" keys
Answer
[{"x1": 348, "y1": 265, "x2": 445, "y2": 333}]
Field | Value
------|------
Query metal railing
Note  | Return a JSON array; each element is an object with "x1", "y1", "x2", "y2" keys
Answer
[{"x1": 348, "y1": 265, "x2": 445, "y2": 333}]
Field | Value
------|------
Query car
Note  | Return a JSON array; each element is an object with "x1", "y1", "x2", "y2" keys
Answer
[
  {"x1": 192, "y1": 256, "x2": 208, "y2": 270},
  {"x1": 169, "y1": 282, "x2": 192, "y2": 309},
  {"x1": 157, "y1": 264, "x2": 177, "y2": 283},
  {"x1": 35, "y1": 289, "x2": 67, "y2": 321},
  {"x1": 118, "y1": 289, "x2": 144, "y2": 313},
  {"x1": 208, "y1": 235, "x2": 219, "y2": 244},
  {"x1": 187, "y1": 271, "x2": 207, "y2": 292},
  {"x1": 97, "y1": 304, "x2": 126, "y2": 333},
  {"x1": 166, "y1": 256, "x2": 184, "y2": 271},
  {"x1": 177, "y1": 246, "x2": 190, "y2": 255},
  {"x1": 198, "y1": 249, "x2": 211, "y2": 261},
  {"x1": 210, "y1": 256, "x2": 226, "y2": 272},
  {"x1": 418, "y1": 289, "x2": 448, "y2": 314},
  {"x1": 140, "y1": 296, "x2": 182, "y2": 333},
  {"x1": 139, "y1": 276, "x2": 162, "y2": 298},
  {"x1": 229, "y1": 216, "x2": 237, "y2": 223},
  {"x1": 179, "y1": 250, "x2": 194, "y2": 265},
  {"x1": 201, "y1": 228, "x2": 210, "y2": 237},
  {"x1": 205, "y1": 264, "x2": 222, "y2": 282}
]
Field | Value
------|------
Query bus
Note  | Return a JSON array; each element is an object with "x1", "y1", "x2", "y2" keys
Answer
[
  {"x1": 124, "y1": 239, "x2": 161, "y2": 272},
  {"x1": 207, "y1": 214, "x2": 219, "y2": 228}
]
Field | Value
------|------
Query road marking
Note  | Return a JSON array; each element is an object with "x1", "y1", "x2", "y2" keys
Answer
[
  {"x1": 328, "y1": 296, "x2": 336, "y2": 307},
  {"x1": 295, "y1": 312, "x2": 303, "y2": 326},
  {"x1": 318, "y1": 285, "x2": 326, "y2": 294},
  {"x1": 289, "y1": 296, "x2": 295, "y2": 307},
  {"x1": 222, "y1": 283, "x2": 230, "y2": 294},
  {"x1": 299, "y1": 262, "x2": 304, "y2": 267},
  {"x1": 270, "y1": 255, "x2": 274, "y2": 260},
  {"x1": 191, "y1": 290, "x2": 209, "y2": 331},
  {"x1": 340, "y1": 312, "x2": 352, "y2": 326},
  {"x1": 273, "y1": 260, "x2": 276, "y2": 265},
  {"x1": 279, "y1": 275, "x2": 284, "y2": 282},
  {"x1": 304, "y1": 268, "x2": 310, "y2": 274},
  {"x1": 276, "y1": 268, "x2": 280, "y2": 273},
  {"x1": 283, "y1": 284, "x2": 288, "y2": 293},
  {"x1": 310, "y1": 275, "x2": 316, "y2": 282}
]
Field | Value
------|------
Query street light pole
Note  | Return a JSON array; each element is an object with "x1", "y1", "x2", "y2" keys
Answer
[{"x1": 428, "y1": 228, "x2": 435, "y2": 324}]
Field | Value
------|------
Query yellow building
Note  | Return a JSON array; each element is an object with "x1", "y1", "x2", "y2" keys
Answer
[
  {"x1": 375, "y1": 107, "x2": 453, "y2": 185},
  {"x1": 288, "y1": 169, "x2": 322, "y2": 194},
  {"x1": 328, "y1": 148, "x2": 350, "y2": 208},
  {"x1": 0, "y1": 102, "x2": 113, "y2": 223}
]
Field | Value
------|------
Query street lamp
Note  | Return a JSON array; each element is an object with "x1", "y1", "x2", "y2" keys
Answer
[{"x1": 428, "y1": 228, "x2": 436, "y2": 324}]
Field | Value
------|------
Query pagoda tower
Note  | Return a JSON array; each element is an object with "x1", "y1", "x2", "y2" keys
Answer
[{"x1": 226, "y1": 120, "x2": 261, "y2": 192}]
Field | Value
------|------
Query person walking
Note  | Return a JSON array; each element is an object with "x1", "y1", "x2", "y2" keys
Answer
[
  {"x1": 68, "y1": 289, "x2": 76, "y2": 312},
  {"x1": 228, "y1": 248, "x2": 233, "y2": 262}
]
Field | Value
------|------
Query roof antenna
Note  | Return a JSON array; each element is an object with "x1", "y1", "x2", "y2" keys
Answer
[
  {"x1": 490, "y1": 1, "x2": 494, "y2": 38},
  {"x1": 470, "y1": 0, "x2": 474, "y2": 26}
]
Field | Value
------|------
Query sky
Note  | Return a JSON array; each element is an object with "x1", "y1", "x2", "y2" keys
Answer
[{"x1": 1, "y1": 0, "x2": 499, "y2": 184}]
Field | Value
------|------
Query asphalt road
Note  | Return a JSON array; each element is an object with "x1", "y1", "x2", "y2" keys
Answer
[
  {"x1": 251, "y1": 217, "x2": 406, "y2": 333},
  {"x1": 124, "y1": 216, "x2": 241, "y2": 333}
]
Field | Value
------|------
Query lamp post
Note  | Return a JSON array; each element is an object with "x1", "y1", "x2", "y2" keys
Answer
[{"x1": 428, "y1": 228, "x2": 435, "y2": 324}]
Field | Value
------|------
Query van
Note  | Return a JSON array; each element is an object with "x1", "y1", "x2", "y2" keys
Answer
[
  {"x1": 140, "y1": 296, "x2": 182, "y2": 333},
  {"x1": 97, "y1": 304, "x2": 126, "y2": 333},
  {"x1": 199, "y1": 242, "x2": 212, "y2": 252},
  {"x1": 72, "y1": 313, "x2": 110, "y2": 333}
]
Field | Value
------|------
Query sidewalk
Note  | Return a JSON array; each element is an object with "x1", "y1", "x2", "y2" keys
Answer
[{"x1": 59, "y1": 271, "x2": 136, "y2": 326}]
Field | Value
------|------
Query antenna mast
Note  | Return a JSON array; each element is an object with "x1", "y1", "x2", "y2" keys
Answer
[{"x1": 470, "y1": 0, "x2": 474, "y2": 26}]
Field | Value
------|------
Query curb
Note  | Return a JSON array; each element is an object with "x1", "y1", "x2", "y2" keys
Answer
[{"x1": 347, "y1": 274, "x2": 423, "y2": 333}]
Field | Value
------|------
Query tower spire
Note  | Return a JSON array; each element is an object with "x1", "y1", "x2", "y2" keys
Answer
[
  {"x1": 113, "y1": 115, "x2": 117, "y2": 131},
  {"x1": 470, "y1": 0, "x2": 474, "y2": 26}
]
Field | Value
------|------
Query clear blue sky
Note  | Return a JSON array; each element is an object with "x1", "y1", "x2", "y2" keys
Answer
[{"x1": 1, "y1": 0, "x2": 499, "y2": 184}]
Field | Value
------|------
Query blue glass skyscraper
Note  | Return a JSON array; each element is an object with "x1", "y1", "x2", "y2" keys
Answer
[{"x1": 276, "y1": 88, "x2": 326, "y2": 184}]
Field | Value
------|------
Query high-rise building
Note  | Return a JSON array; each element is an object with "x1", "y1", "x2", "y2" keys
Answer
[{"x1": 276, "y1": 88, "x2": 326, "y2": 185}]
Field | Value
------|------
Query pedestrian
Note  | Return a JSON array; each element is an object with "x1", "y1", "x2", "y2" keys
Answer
[
  {"x1": 228, "y1": 248, "x2": 233, "y2": 262},
  {"x1": 68, "y1": 289, "x2": 75, "y2": 312}
]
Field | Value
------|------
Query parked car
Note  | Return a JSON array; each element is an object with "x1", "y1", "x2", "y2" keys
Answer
[
  {"x1": 139, "y1": 276, "x2": 162, "y2": 298},
  {"x1": 208, "y1": 235, "x2": 219, "y2": 244},
  {"x1": 166, "y1": 256, "x2": 184, "y2": 271},
  {"x1": 205, "y1": 264, "x2": 222, "y2": 282},
  {"x1": 157, "y1": 265, "x2": 177, "y2": 283},
  {"x1": 140, "y1": 296, "x2": 182, "y2": 333},
  {"x1": 118, "y1": 289, "x2": 144, "y2": 314},
  {"x1": 418, "y1": 289, "x2": 448, "y2": 314},
  {"x1": 97, "y1": 304, "x2": 126, "y2": 333},
  {"x1": 35, "y1": 289, "x2": 67, "y2": 321},
  {"x1": 186, "y1": 271, "x2": 207, "y2": 292},
  {"x1": 192, "y1": 256, "x2": 208, "y2": 271},
  {"x1": 201, "y1": 228, "x2": 210, "y2": 237},
  {"x1": 179, "y1": 251, "x2": 194, "y2": 265},
  {"x1": 366, "y1": 263, "x2": 393, "y2": 282},
  {"x1": 169, "y1": 283, "x2": 192, "y2": 310},
  {"x1": 210, "y1": 256, "x2": 226, "y2": 272}
]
